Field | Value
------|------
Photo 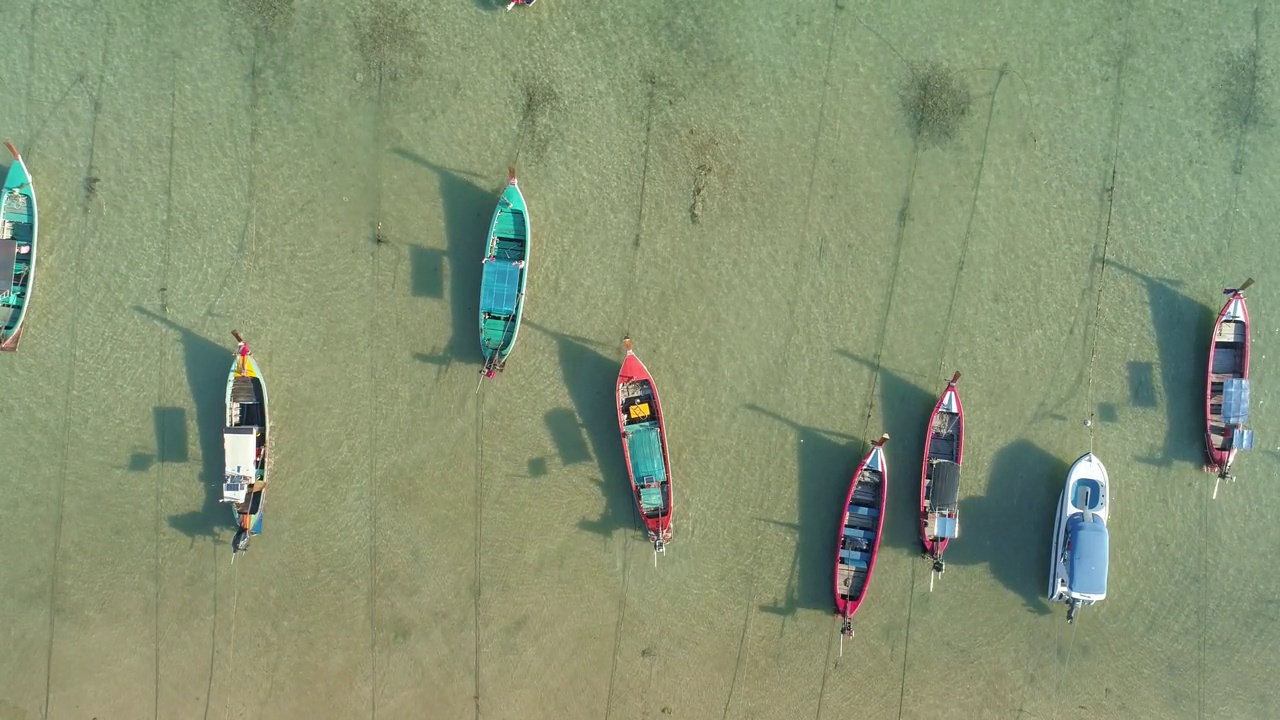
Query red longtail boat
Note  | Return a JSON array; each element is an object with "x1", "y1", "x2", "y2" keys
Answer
[
  {"x1": 919, "y1": 372, "x2": 964, "y2": 580},
  {"x1": 835, "y1": 433, "x2": 889, "y2": 639},
  {"x1": 617, "y1": 337, "x2": 674, "y2": 560},
  {"x1": 1205, "y1": 279, "x2": 1254, "y2": 497}
]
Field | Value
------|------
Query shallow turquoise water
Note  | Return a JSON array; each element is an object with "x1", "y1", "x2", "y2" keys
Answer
[{"x1": 2, "y1": 1, "x2": 1279, "y2": 718}]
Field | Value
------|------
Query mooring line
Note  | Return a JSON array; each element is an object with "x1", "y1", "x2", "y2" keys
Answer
[
  {"x1": 933, "y1": 65, "x2": 1007, "y2": 390},
  {"x1": 859, "y1": 146, "x2": 919, "y2": 439},
  {"x1": 153, "y1": 54, "x2": 180, "y2": 720},
  {"x1": 42, "y1": 23, "x2": 110, "y2": 718},
  {"x1": 1197, "y1": 489, "x2": 1211, "y2": 720},
  {"x1": 601, "y1": 544, "x2": 632, "y2": 720},
  {"x1": 894, "y1": 561, "x2": 920, "y2": 720},
  {"x1": 1223, "y1": 5, "x2": 1263, "y2": 253},
  {"x1": 719, "y1": 580, "x2": 756, "y2": 720},
  {"x1": 221, "y1": 563, "x2": 240, "y2": 720},
  {"x1": 1048, "y1": 619, "x2": 1079, "y2": 720},
  {"x1": 1083, "y1": 2, "x2": 1132, "y2": 452},
  {"x1": 366, "y1": 69, "x2": 386, "y2": 720},
  {"x1": 774, "y1": 0, "x2": 844, "y2": 367},
  {"x1": 472, "y1": 393, "x2": 485, "y2": 720}
]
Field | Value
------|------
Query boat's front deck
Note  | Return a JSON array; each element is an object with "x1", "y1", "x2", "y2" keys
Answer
[{"x1": 620, "y1": 381, "x2": 657, "y2": 427}]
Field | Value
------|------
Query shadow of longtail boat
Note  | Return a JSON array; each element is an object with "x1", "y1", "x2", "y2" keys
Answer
[
  {"x1": 524, "y1": 320, "x2": 636, "y2": 538},
  {"x1": 1108, "y1": 261, "x2": 1214, "y2": 467},
  {"x1": 836, "y1": 350, "x2": 939, "y2": 554},
  {"x1": 944, "y1": 439, "x2": 1064, "y2": 614},
  {"x1": 745, "y1": 404, "x2": 859, "y2": 617},
  {"x1": 392, "y1": 149, "x2": 495, "y2": 371},
  {"x1": 134, "y1": 306, "x2": 233, "y2": 543}
]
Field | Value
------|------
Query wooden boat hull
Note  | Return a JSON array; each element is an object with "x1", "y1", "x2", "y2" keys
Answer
[
  {"x1": 1205, "y1": 286, "x2": 1251, "y2": 476},
  {"x1": 919, "y1": 373, "x2": 963, "y2": 572},
  {"x1": 478, "y1": 169, "x2": 530, "y2": 376},
  {"x1": 0, "y1": 141, "x2": 38, "y2": 352},
  {"x1": 835, "y1": 434, "x2": 889, "y2": 636},
  {"x1": 616, "y1": 337, "x2": 673, "y2": 554},
  {"x1": 223, "y1": 332, "x2": 270, "y2": 556}
]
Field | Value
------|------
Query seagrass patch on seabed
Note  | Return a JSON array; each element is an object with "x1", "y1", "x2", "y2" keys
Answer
[
  {"x1": 900, "y1": 61, "x2": 973, "y2": 148},
  {"x1": 513, "y1": 77, "x2": 565, "y2": 162},
  {"x1": 354, "y1": 0, "x2": 426, "y2": 87},
  {"x1": 1216, "y1": 47, "x2": 1271, "y2": 137},
  {"x1": 225, "y1": 0, "x2": 296, "y2": 35}
]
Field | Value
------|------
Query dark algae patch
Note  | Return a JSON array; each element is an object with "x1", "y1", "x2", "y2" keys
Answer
[
  {"x1": 683, "y1": 126, "x2": 730, "y2": 225},
  {"x1": 354, "y1": 0, "x2": 426, "y2": 86},
  {"x1": 514, "y1": 78, "x2": 564, "y2": 161},
  {"x1": 900, "y1": 61, "x2": 972, "y2": 147},
  {"x1": 225, "y1": 0, "x2": 295, "y2": 34},
  {"x1": 690, "y1": 162, "x2": 711, "y2": 224}
]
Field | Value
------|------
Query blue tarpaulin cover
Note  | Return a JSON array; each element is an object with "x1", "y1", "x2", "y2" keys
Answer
[
  {"x1": 480, "y1": 260, "x2": 521, "y2": 315},
  {"x1": 935, "y1": 516, "x2": 959, "y2": 539},
  {"x1": 1223, "y1": 378, "x2": 1251, "y2": 426}
]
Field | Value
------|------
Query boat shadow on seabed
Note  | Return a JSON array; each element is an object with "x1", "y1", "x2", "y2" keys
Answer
[
  {"x1": 835, "y1": 350, "x2": 939, "y2": 557},
  {"x1": 1107, "y1": 261, "x2": 1215, "y2": 469},
  {"x1": 944, "y1": 439, "x2": 1066, "y2": 615},
  {"x1": 134, "y1": 306, "x2": 235, "y2": 545},
  {"x1": 523, "y1": 321, "x2": 639, "y2": 540},
  {"x1": 394, "y1": 150, "x2": 497, "y2": 374},
  {"x1": 744, "y1": 405, "x2": 859, "y2": 617}
]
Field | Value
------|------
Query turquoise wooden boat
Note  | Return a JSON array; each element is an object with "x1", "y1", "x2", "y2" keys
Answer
[
  {"x1": 1, "y1": 141, "x2": 37, "y2": 352},
  {"x1": 478, "y1": 167, "x2": 530, "y2": 378}
]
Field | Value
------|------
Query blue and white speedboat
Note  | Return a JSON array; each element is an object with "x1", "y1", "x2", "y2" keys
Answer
[{"x1": 1048, "y1": 452, "x2": 1110, "y2": 624}]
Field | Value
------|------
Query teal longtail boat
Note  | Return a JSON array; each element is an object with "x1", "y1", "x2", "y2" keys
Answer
[
  {"x1": 1, "y1": 141, "x2": 38, "y2": 352},
  {"x1": 478, "y1": 166, "x2": 530, "y2": 379}
]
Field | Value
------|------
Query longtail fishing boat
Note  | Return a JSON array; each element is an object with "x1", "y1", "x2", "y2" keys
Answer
[
  {"x1": 478, "y1": 166, "x2": 530, "y2": 379},
  {"x1": 1, "y1": 141, "x2": 38, "y2": 351},
  {"x1": 835, "y1": 433, "x2": 889, "y2": 643},
  {"x1": 920, "y1": 372, "x2": 963, "y2": 584},
  {"x1": 616, "y1": 336, "x2": 673, "y2": 561},
  {"x1": 221, "y1": 331, "x2": 270, "y2": 558},
  {"x1": 1048, "y1": 452, "x2": 1110, "y2": 624},
  {"x1": 1205, "y1": 279, "x2": 1254, "y2": 498}
]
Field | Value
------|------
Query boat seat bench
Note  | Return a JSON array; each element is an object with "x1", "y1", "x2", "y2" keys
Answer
[
  {"x1": 843, "y1": 527, "x2": 875, "y2": 540},
  {"x1": 840, "y1": 549, "x2": 870, "y2": 569},
  {"x1": 847, "y1": 505, "x2": 879, "y2": 517}
]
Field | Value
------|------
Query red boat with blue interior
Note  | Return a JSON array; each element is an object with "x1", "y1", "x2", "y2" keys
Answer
[
  {"x1": 835, "y1": 433, "x2": 889, "y2": 640},
  {"x1": 616, "y1": 337, "x2": 673, "y2": 561},
  {"x1": 1205, "y1": 279, "x2": 1254, "y2": 497}
]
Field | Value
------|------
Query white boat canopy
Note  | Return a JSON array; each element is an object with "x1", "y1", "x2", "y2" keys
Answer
[{"x1": 222, "y1": 426, "x2": 259, "y2": 504}]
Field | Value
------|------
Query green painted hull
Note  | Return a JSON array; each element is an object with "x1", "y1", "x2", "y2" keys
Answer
[
  {"x1": 1, "y1": 143, "x2": 37, "y2": 351},
  {"x1": 477, "y1": 173, "x2": 530, "y2": 371}
]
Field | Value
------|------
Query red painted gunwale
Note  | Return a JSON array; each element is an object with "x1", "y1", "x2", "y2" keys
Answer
[
  {"x1": 919, "y1": 372, "x2": 965, "y2": 561},
  {"x1": 616, "y1": 338, "x2": 674, "y2": 544},
  {"x1": 1204, "y1": 287, "x2": 1252, "y2": 473}
]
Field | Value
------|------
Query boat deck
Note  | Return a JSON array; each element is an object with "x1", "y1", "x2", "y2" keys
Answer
[
  {"x1": 230, "y1": 377, "x2": 266, "y2": 427},
  {"x1": 838, "y1": 466, "x2": 883, "y2": 605},
  {"x1": 0, "y1": 196, "x2": 34, "y2": 328},
  {"x1": 1208, "y1": 327, "x2": 1247, "y2": 449}
]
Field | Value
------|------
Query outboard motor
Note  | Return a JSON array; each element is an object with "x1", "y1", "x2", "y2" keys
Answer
[{"x1": 232, "y1": 528, "x2": 251, "y2": 554}]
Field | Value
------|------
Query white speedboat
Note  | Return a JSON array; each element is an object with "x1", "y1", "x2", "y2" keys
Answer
[{"x1": 1048, "y1": 452, "x2": 1110, "y2": 623}]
